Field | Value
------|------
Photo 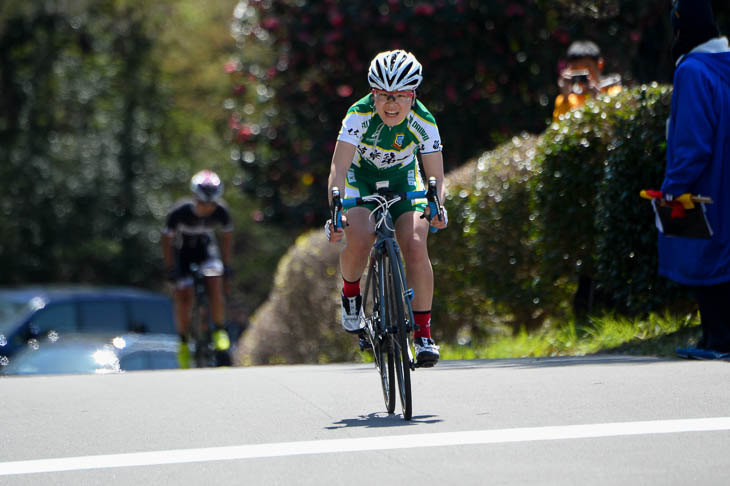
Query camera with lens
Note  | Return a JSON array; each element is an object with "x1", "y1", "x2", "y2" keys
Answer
[{"x1": 570, "y1": 70, "x2": 590, "y2": 95}]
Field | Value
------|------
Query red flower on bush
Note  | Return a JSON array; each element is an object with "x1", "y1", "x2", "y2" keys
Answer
[
  {"x1": 506, "y1": 4, "x2": 525, "y2": 17},
  {"x1": 336, "y1": 84, "x2": 353, "y2": 97},
  {"x1": 328, "y1": 9, "x2": 345, "y2": 28},
  {"x1": 413, "y1": 4, "x2": 436, "y2": 16},
  {"x1": 236, "y1": 125, "x2": 253, "y2": 143},
  {"x1": 262, "y1": 17, "x2": 280, "y2": 30}
]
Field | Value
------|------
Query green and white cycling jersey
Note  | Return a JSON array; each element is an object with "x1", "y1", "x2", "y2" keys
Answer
[
  {"x1": 337, "y1": 93, "x2": 443, "y2": 174},
  {"x1": 336, "y1": 93, "x2": 442, "y2": 221}
]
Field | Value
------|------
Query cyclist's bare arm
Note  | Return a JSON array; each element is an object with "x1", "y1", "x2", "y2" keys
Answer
[
  {"x1": 220, "y1": 230, "x2": 233, "y2": 268},
  {"x1": 327, "y1": 140, "x2": 357, "y2": 242},
  {"x1": 328, "y1": 140, "x2": 357, "y2": 206},
  {"x1": 162, "y1": 232, "x2": 175, "y2": 270},
  {"x1": 421, "y1": 151, "x2": 447, "y2": 229}
]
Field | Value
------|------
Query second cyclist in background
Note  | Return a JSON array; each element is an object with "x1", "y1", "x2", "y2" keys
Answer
[
  {"x1": 325, "y1": 50, "x2": 448, "y2": 366},
  {"x1": 162, "y1": 170, "x2": 234, "y2": 368}
]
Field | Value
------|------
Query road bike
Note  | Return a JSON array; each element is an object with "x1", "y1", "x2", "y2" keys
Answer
[
  {"x1": 187, "y1": 264, "x2": 232, "y2": 368},
  {"x1": 331, "y1": 178, "x2": 442, "y2": 420}
]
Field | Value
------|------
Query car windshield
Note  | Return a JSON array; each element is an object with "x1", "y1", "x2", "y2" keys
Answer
[
  {"x1": 0, "y1": 296, "x2": 38, "y2": 334},
  {"x1": 2, "y1": 344, "x2": 120, "y2": 375}
]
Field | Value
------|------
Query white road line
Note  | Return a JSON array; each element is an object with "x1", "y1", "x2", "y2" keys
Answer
[{"x1": 2, "y1": 417, "x2": 729, "y2": 476}]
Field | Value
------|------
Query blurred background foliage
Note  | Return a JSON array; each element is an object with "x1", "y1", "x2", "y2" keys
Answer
[
  {"x1": 0, "y1": 0, "x2": 296, "y2": 321},
  {"x1": 1, "y1": 1, "x2": 729, "y2": 348}
]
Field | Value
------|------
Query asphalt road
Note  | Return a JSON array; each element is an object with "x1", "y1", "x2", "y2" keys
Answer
[{"x1": 1, "y1": 355, "x2": 729, "y2": 485}]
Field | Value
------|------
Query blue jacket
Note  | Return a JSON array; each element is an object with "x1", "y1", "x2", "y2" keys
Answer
[{"x1": 659, "y1": 40, "x2": 730, "y2": 285}]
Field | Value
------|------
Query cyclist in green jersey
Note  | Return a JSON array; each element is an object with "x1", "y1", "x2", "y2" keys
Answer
[{"x1": 325, "y1": 50, "x2": 447, "y2": 366}]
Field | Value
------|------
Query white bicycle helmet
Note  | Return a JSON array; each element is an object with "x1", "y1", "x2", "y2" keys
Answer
[
  {"x1": 367, "y1": 50, "x2": 423, "y2": 92},
  {"x1": 190, "y1": 170, "x2": 223, "y2": 202}
]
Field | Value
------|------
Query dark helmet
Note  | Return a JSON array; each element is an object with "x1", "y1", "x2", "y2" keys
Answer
[{"x1": 670, "y1": 0, "x2": 720, "y2": 64}]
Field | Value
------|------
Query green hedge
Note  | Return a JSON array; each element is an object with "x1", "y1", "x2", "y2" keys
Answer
[
  {"x1": 432, "y1": 134, "x2": 570, "y2": 343},
  {"x1": 431, "y1": 84, "x2": 693, "y2": 343},
  {"x1": 593, "y1": 85, "x2": 690, "y2": 314},
  {"x1": 533, "y1": 84, "x2": 692, "y2": 317}
]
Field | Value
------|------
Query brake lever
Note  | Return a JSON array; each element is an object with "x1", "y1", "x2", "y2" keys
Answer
[
  {"x1": 420, "y1": 177, "x2": 442, "y2": 233},
  {"x1": 331, "y1": 187, "x2": 344, "y2": 232}
]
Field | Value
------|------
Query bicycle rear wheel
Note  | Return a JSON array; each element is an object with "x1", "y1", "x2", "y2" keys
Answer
[
  {"x1": 363, "y1": 256, "x2": 396, "y2": 414},
  {"x1": 384, "y1": 242, "x2": 412, "y2": 420}
]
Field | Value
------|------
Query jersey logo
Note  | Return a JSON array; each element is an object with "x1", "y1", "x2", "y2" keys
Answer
[{"x1": 393, "y1": 133, "x2": 405, "y2": 149}]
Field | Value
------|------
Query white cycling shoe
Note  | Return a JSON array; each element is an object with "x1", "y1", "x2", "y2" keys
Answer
[
  {"x1": 414, "y1": 337, "x2": 440, "y2": 366},
  {"x1": 341, "y1": 292, "x2": 365, "y2": 333}
]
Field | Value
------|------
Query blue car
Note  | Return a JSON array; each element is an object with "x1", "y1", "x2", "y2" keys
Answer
[
  {"x1": 0, "y1": 286, "x2": 176, "y2": 364},
  {"x1": 1, "y1": 333, "x2": 181, "y2": 376}
]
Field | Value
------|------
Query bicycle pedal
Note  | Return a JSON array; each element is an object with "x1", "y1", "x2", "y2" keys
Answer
[
  {"x1": 415, "y1": 355, "x2": 438, "y2": 368},
  {"x1": 415, "y1": 360, "x2": 436, "y2": 368},
  {"x1": 359, "y1": 337, "x2": 373, "y2": 352}
]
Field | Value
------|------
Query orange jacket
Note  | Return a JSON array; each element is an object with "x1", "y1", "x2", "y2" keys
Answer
[{"x1": 552, "y1": 83, "x2": 622, "y2": 122}]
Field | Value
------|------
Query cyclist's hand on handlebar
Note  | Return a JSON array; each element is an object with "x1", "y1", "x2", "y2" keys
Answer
[
  {"x1": 325, "y1": 215, "x2": 347, "y2": 243},
  {"x1": 423, "y1": 205, "x2": 448, "y2": 230}
]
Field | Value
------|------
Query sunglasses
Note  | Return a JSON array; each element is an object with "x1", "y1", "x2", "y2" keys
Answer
[{"x1": 371, "y1": 89, "x2": 415, "y2": 103}]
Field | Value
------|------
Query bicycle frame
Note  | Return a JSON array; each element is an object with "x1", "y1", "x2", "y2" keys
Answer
[
  {"x1": 187, "y1": 264, "x2": 215, "y2": 367},
  {"x1": 188, "y1": 265, "x2": 233, "y2": 368}
]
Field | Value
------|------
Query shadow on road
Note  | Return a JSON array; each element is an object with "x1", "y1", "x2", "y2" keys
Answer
[
  {"x1": 326, "y1": 412, "x2": 443, "y2": 429},
  {"x1": 434, "y1": 355, "x2": 675, "y2": 370}
]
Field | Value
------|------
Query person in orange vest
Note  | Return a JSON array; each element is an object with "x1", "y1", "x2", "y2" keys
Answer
[{"x1": 553, "y1": 40, "x2": 622, "y2": 122}]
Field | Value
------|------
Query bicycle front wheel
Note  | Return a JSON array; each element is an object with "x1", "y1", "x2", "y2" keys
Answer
[
  {"x1": 384, "y1": 241, "x2": 413, "y2": 420},
  {"x1": 364, "y1": 255, "x2": 396, "y2": 414}
]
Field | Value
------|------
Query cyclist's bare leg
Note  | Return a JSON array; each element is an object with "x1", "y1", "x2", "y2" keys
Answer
[
  {"x1": 174, "y1": 285, "x2": 194, "y2": 337},
  {"x1": 340, "y1": 207, "x2": 376, "y2": 282},
  {"x1": 205, "y1": 275, "x2": 225, "y2": 327},
  {"x1": 395, "y1": 211, "x2": 433, "y2": 312}
]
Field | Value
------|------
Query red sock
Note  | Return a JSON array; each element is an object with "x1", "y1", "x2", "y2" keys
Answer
[
  {"x1": 413, "y1": 311, "x2": 431, "y2": 339},
  {"x1": 343, "y1": 278, "x2": 361, "y2": 298}
]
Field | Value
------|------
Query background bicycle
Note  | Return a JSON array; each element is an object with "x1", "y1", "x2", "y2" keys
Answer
[{"x1": 187, "y1": 263, "x2": 233, "y2": 368}]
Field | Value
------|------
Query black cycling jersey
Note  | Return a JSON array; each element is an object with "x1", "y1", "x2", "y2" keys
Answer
[
  {"x1": 164, "y1": 199, "x2": 233, "y2": 274},
  {"x1": 164, "y1": 199, "x2": 232, "y2": 247}
]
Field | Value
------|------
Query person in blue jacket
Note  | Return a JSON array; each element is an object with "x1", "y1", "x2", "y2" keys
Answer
[{"x1": 661, "y1": 0, "x2": 730, "y2": 359}]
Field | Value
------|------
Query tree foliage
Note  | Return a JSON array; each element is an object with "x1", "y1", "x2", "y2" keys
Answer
[{"x1": 0, "y1": 2, "x2": 170, "y2": 284}]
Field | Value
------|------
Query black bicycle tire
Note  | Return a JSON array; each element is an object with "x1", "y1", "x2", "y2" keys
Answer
[
  {"x1": 385, "y1": 241, "x2": 412, "y2": 420},
  {"x1": 192, "y1": 298, "x2": 206, "y2": 368},
  {"x1": 364, "y1": 254, "x2": 396, "y2": 413},
  {"x1": 193, "y1": 281, "x2": 215, "y2": 368},
  {"x1": 382, "y1": 336, "x2": 396, "y2": 414}
]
